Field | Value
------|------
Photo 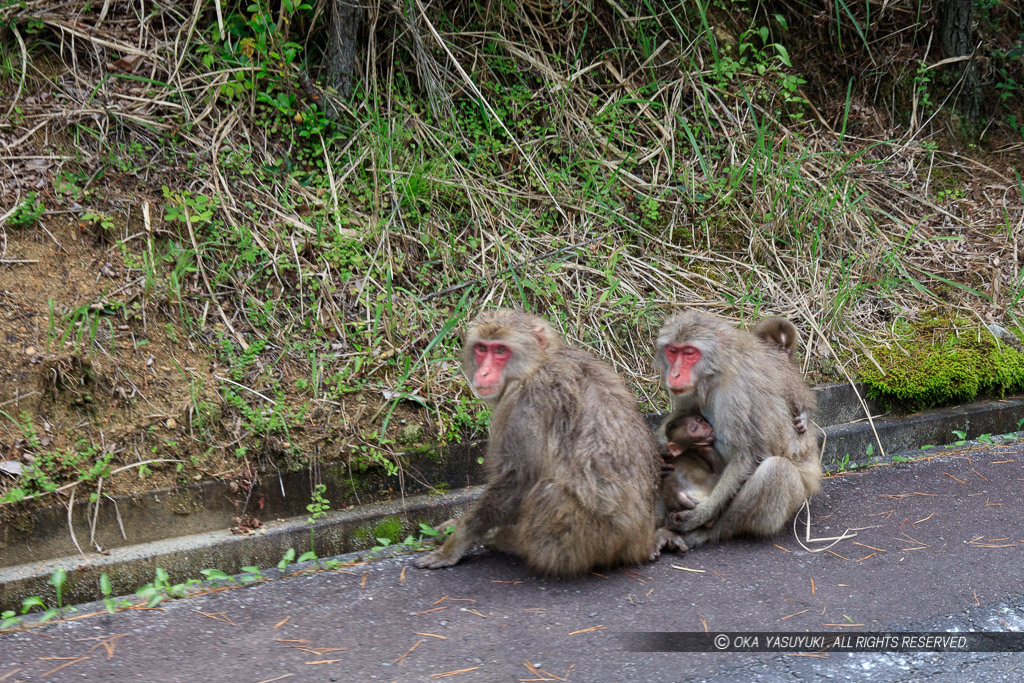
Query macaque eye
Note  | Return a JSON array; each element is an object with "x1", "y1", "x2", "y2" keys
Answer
[
  {"x1": 493, "y1": 345, "x2": 509, "y2": 357},
  {"x1": 681, "y1": 346, "x2": 699, "y2": 357},
  {"x1": 475, "y1": 343, "x2": 488, "y2": 355}
]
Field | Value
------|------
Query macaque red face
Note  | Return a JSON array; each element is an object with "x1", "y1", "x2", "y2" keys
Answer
[
  {"x1": 663, "y1": 343, "x2": 702, "y2": 395},
  {"x1": 462, "y1": 313, "x2": 555, "y2": 405},
  {"x1": 472, "y1": 341, "x2": 511, "y2": 397}
]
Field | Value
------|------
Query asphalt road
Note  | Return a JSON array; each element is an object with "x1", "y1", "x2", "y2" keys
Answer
[{"x1": 2, "y1": 441, "x2": 1023, "y2": 682}]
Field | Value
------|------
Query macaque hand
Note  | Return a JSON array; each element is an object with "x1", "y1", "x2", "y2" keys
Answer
[
  {"x1": 670, "y1": 505, "x2": 713, "y2": 532},
  {"x1": 660, "y1": 460, "x2": 675, "y2": 478}
]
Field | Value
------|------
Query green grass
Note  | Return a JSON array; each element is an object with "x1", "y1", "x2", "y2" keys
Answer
[{"x1": 0, "y1": 0, "x2": 1022, "y2": 501}]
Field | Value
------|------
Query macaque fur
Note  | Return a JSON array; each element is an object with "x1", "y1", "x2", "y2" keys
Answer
[
  {"x1": 750, "y1": 315, "x2": 810, "y2": 434},
  {"x1": 416, "y1": 309, "x2": 660, "y2": 577},
  {"x1": 660, "y1": 413, "x2": 721, "y2": 514},
  {"x1": 656, "y1": 310, "x2": 821, "y2": 550},
  {"x1": 751, "y1": 316, "x2": 799, "y2": 359}
]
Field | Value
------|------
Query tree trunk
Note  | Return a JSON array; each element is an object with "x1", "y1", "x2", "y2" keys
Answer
[
  {"x1": 325, "y1": 0, "x2": 362, "y2": 106},
  {"x1": 938, "y1": 0, "x2": 980, "y2": 131}
]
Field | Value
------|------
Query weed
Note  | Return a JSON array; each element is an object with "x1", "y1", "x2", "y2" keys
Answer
[
  {"x1": 135, "y1": 568, "x2": 199, "y2": 607},
  {"x1": 369, "y1": 521, "x2": 451, "y2": 555},
  {"x1": 276, "y1": 548, "x2": 297, "y2": 574},
  {"x1": 54, "y1": 170, "x2": 88, "y2": 199},
  {"x1": 99, "y1": 573, "x2": 132, "y2": 613},
  {"x1": 306, "y1": 483, "x2": 330, "y2": 555},
  {"x1": 833, "y1": 453, "x2": 858, "y2": 473},
  {"x1": 7, "y1": 192, "x2": 44, "y2": 227},
  {"x1": 913, "y1": 60, "x2": 934, "y2": 116},
  {"x1": 0, "y1": 609, "x2": 19, "y2": 629},
  {"x1": 80, "y1": 211, "x2": 117, "y2": 241}
]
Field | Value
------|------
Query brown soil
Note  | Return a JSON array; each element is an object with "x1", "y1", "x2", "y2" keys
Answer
[
  {"x1": 0, "y1": 212, "x2": 234, "y2": 500},
  {"x1": 0, "y1": 206, "x2": 441, "y2": 513}
]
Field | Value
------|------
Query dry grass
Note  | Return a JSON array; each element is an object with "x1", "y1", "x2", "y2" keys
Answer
[{"x1": 0, "y1": 0, "x2": 1021, "y2": 499}]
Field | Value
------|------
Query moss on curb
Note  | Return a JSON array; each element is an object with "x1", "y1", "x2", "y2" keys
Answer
[{"x1": 859, "y1": 331, "x2": 1024, "y2": 410}]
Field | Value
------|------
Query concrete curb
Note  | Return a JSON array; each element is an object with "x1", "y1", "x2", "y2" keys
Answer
[
  {"x1": 820, "y1": 395, "x2": 1024, "y2": 467},
  {"x1": 0, "y1": 489, "x2": 476, "y2": 612}
]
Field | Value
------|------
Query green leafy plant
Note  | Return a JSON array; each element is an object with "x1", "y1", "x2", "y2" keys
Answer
[
  {"x1": 833, "y1": 453, "x2": 859, "y2": 473},
  {"x1": 99, "y1": 573, "x2": 131, "y2": 613},
  {"x1": 0, "y1": 609, "x2": 20, "y2": 629},
  {"x1": 135, "y1": 568, "x2": 197, "y2": 606},
  {"x1": 277, "y1": 548, "x2": 296, "y2": 573},
  {"x1": 306, "y1": 483, "x2": 330, "y2": 555},
  {"x1": 239, "y1": 566, "x2": 266, "y2": 584},
  {"x1": 7, "y1": 192, "x2": 44, "y2": 227}
]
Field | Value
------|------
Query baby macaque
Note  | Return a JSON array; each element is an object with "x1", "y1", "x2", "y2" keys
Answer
[
  {"x1": 660, "y1": 412, "x2": 722, "y2": 513},
  {"x1": 752, "y1": 315, "x2": 810, "y2": 434}
]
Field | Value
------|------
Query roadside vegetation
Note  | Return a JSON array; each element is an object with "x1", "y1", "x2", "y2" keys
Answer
[{"x1": 1, "y1": 0, "x2": 1023, "y2": 509}]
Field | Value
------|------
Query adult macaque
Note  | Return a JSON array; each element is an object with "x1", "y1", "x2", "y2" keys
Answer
[
  {"x1": 655, "y1": 310, "x2": 821, "y2": 550},
  {"x1": 751, "y1": 315, "x2": 810, "y2": 434},
  {"x1": 416, "y1": 309, "x2": 661, "y2": 576},
  {"x1": 660, "y1": 412, "x2": 721, "y2": 513}
]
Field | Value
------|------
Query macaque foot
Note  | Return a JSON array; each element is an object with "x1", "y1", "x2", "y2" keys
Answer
[
  {"x1": 414, "y1": 549, "x2": 463, "y2": 569},
  {"x1": 650, "y1": 527, "x2": 689, "y2": 560}
]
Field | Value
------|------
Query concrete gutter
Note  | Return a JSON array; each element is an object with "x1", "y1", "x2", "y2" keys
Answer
[
  {"x1": 2, "y1": 384, "x2": 1022, "y2": 611},
  {"x1": 0, "y1": 489, "x2": 476, "y2": 613},
  {"x1": 821, "y1": 394, "x2": 1024, "y2": 467}
]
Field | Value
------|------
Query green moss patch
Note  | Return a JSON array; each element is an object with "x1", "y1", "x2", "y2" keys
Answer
[
  {"x1": 859, "y1": 332, "x2": 1024, "y2": 411},
  {"x1": 352, "y1": 516, "x2": 405, "y2": 549}
]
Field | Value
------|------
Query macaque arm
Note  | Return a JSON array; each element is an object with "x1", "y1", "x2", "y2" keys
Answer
[
  {"x1": 670, "y1": 451, "x2": 757, "y2": 531},
  {"x1": 415, "y1": 483, "x2": 520, "y2": 569}
]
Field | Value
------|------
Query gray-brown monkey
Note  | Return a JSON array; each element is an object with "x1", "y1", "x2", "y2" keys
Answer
[
  {"x1": 751, "y1": 316, "x2": 799, "y2": 359},
  {"x1": 416, "y1": 309, "x2": 661, "y2": 576},
  {"x1": 751, "y1": 315, "x2": 810, "y2": 434},
  {"x1": 660, "y1": 412, "x2": 721, "y2": 513},
  {"x1": 655, "y1": 310, "x2": 821, "y2": 550}
]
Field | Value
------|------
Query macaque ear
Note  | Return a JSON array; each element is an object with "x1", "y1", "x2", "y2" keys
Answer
[
  {"x1": 532, "y1": 325, "x2": 549, "y2": 349},
  {"x1": 666, "y1": 443, "x2": 683, "y2": 457}
]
